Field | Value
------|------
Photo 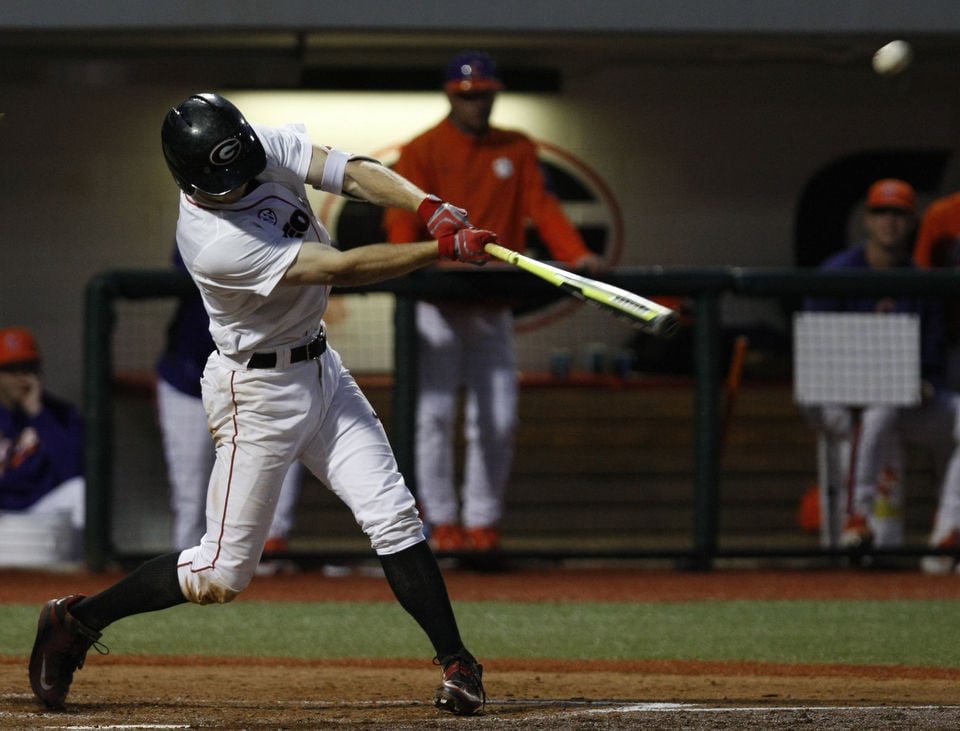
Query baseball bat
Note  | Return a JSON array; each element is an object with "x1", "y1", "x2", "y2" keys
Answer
[{"x1": 484, "y1": 242, "x2": 679, "y2": 338}]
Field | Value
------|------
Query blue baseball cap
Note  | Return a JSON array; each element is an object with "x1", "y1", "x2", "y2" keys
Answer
[{"x1": 444, "y1": 51, "x2": 504, "y2": 94}]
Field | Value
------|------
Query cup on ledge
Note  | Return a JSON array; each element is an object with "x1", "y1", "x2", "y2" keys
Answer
[
  {"x1": 585, "y1": 342, "x2": 608, "y2": 375},
  {"x1": 549, "y1": 347, "x2": 573, "y2": 379}
]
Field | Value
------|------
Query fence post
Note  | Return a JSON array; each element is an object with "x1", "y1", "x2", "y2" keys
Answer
[
  {"x1": 83, "y1": 274, "x2": 115, "y2": 572},
  {"x1": 392, "y1": 295, "x2": 418, "y2": 495},
  {"x1": 691, "y1": 290, "x2": 722, "y2": 570}
]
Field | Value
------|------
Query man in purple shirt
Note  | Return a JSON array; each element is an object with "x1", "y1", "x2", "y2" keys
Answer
[{"x1": 0, "y1": 327, "x2": 85, "y2": 542}]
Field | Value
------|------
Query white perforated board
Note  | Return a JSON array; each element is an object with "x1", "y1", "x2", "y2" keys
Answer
[{"x1": 793, "y1": 312, "x2": 921, "y2": 407}]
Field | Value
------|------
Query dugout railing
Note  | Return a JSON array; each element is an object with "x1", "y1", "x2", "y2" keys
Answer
[{"x1": 83, "y1": 267, "x2": 960, "y2": 571}]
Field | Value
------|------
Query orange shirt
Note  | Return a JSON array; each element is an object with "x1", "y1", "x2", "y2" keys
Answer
[
  {"x1": 914, "y1": 191, "x2": 960, "y2": 340},
  {"x1": 914, "y1": 191, "x2": 960, "y2": 268},
  {"x1": 384, "y1": 117, "x2": 591, "y2": 265}
]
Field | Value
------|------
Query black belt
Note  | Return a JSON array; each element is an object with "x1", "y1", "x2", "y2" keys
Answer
[{"x1": 247, "y1": 329, "x2": 326, "y2": 369}]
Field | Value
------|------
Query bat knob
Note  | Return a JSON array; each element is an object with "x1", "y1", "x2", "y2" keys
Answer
[{"x1": 655, "y1": 313, "x2": 681, "y2": 339}]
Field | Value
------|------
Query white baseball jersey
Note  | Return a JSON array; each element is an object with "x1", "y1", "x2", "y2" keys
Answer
[{"x1": 176, "y1": 124, "x2": 331, "y2": 359}]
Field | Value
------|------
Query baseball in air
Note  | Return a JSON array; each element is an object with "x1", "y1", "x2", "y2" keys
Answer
[{"x1": 872, "y1": 40, "x2": 913, "y2": 76}]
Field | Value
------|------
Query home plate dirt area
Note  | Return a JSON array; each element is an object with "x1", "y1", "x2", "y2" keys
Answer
[{"x1": 3, "y1": 566, "x2": 960, "y2": 729}]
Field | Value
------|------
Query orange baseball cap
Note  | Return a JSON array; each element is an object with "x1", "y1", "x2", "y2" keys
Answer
[
  {"x1": 0, "y1": 327, "x2": 41, "y2": 367},
  {"x1": 866, "y1": 178, "x2": 916, "y2": 213}
]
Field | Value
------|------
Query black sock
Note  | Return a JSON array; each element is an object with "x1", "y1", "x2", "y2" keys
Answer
[
  {"x1": 70, "y1": 551, "x2": 187, "y2": 632},
  {"x1": 379, "y1": 540, "x2": 465, "y2": 659}
]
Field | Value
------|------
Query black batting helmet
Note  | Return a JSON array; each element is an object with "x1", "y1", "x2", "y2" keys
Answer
[{"x1": 161, "y1": 93, "x2": 266, "y2": 196}]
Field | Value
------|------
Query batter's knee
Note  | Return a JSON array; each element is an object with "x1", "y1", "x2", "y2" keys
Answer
[
  {"x1": 177, "y1": 549, "x2": 255, "y2": 605},
  {"x1": 365, "y1": 505, "x2": 425, "y2": 554}
]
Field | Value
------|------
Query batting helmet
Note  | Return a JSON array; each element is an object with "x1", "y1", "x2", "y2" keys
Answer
[
  {"x1": 444, "y1": 51, "x2": 504, "y2": 94},
  {"x1": 161, "y1": 93, "x2": 266, "y2": 196}
]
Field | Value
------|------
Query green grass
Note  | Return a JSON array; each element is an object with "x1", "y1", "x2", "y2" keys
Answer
[{"x1": 2, "y1": 600, "x2": 957, "y2": 667}]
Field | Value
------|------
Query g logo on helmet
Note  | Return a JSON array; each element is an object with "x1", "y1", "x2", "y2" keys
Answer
[{"x1": 209, "y1": 138, "x2": 242, "y2": 167}]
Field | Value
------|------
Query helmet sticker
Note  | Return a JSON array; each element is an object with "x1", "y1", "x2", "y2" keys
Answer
[{"x1": 209, "y1": 137, "x2": 242, "y2": 166}]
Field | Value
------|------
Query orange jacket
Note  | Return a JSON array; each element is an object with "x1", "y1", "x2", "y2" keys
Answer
[
  {"x1": 384, "y1": 117, "x2": 591, "y2": 265},
  {"x1": 914, "y1": 191, "x2": 960, "y2": 341},
  {"x1": 914, "y1": 191, "x2": 960, "y2": 268}
]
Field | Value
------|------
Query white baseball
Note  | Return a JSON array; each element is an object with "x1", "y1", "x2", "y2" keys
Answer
[{"x1": 872, "y1": 40, "x2": 913, "y2": 76}]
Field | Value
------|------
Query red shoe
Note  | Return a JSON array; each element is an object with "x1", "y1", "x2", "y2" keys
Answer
[
  {"x1": 840, "y1": 514, "x2": 873, "y2": 549},
  {"x1": 434, "y1": 649, "x2": 486, "y2": 716},
  {"x1": 466, "y1": 526, "x2": 501, "y2": 552},
  {"x1": 29, "y1": 595, "x2": 108, "y2": 709},
  {"x1": 257, "y1": 538, "x2": 298, "y2": 576},
  {"x1": 429, "y1": 524, "x2": 467, "y2": 552},
  {"x1": 262, "y1": 537, "x2": 288, "y2": 555}
]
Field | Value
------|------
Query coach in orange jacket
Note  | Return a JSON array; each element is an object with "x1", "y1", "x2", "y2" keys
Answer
[
  {"x1": 384, "y1": 50, "x2": 603, "y2": 556},
  {"x1": 913, "y1": 189, "x2": 960, "y2": 389}
]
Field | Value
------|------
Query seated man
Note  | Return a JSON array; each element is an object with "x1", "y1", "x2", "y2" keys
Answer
[
  {"x1": 0, "y1": 327, "x2": 85, "y2": 553},
  {"x1": 804, "y1": 179, "x2": 960, "y2": 569}
]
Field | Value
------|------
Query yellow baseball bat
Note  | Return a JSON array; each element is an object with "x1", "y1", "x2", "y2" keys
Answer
[{"x1": 484, "y1": 243, "x2": 679, "y2": 337}]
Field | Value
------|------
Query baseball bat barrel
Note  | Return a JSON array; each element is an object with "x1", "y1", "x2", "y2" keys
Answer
[{"x1": 484, "y1": 242, "x2": 679, "y2": 338}]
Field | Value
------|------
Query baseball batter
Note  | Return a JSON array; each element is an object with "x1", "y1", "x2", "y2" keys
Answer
[{"x1": 29, "y1": 92, "x2": 493, "y2": 716}]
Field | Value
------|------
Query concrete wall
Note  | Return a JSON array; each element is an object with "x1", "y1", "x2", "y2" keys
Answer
[
  {"x1": 3, "y1": 39, "x2": 959, "y2": 401},
  {"x1": 3, "y1": 1, "x2": 959, "y2": 32},
  {"x1": 4, "y1": 11, "x2": 958, "y2": 554}
]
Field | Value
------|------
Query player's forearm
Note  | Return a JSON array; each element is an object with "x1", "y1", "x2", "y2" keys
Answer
[
  {"x1": 342, "y1": 159, "x2": 426, "y2": 212},
  {"x1": 284, "y1": 241, "x2": 440, "y2": 287}
]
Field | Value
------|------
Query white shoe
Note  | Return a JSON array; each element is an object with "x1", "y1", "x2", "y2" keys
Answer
[{"x1": 920, "y1": 555, "x2": 957, "y2": 575}]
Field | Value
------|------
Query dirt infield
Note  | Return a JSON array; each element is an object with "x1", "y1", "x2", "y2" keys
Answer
[{"x1": 4, "y1": 565, "x2": 960, "y2": 729}]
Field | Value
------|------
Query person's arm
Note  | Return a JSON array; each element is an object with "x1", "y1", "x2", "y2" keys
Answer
[
  {"x1": 307, "y1": 146, "x2": 471, "y2": 238},
  {"x1": 532, "y1": 196, "x2": 604, "y2": 274},
  {"x1": 4, "y1": 391, "x2": 85, "y2": 486},
  {"x1": 384, "y1": 143, "x2": 433, "y2": 243},
  {"x1": 521, "y1": 148, "x2": 604, "y2": 274},
  {"x1": 282, "y1": 231, "x2": 496, "y2": 288},
  {"x1": 29, "y1": 400, "x2": 85, "y2": 481},
  {"x1": 311, "y1": 151, "x2": 425, "y2": 211}
]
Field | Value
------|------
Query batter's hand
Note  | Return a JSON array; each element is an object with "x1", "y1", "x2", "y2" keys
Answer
[
  {"x1": 439, "y1": 228, "x2": 497, "y2": 265},
  {"x1": 419, "y1": 194, "x2": 472, "y2": 238}
]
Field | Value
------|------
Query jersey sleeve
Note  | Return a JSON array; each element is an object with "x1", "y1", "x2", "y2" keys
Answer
[
  {"x1": 254, "y1": 124, "x2": 313, "y2": 183},
  {"x1": 191, "y1": 234, "x2": 301, "y2": 298}
]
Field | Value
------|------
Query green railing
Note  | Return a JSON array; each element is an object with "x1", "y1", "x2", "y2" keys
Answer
[{"x1": 83, "y1": 266, "x2": 960, "y2": 571}]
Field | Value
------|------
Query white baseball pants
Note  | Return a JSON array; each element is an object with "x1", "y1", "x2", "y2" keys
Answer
[
  {"x1": 156, "y1": 378, "x2": 303, "y2": 551},
  {"x1": 413, "y1": 301, "x2": 518, "y2": 529},
  {"x1": 177, "y1": 346, "x2": 424, "y2": 604},
  {"x1": 852, "y1": 391, "x2": 960, "y2": 546}
]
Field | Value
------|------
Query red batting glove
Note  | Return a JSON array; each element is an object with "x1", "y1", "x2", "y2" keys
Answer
[
  {"x1": 418, "y1": 194, "x2": 472, "y2": 238},
  {"x1": 438, "y1": 228, "x2": 497, "y2": 265}
]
